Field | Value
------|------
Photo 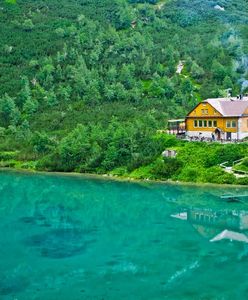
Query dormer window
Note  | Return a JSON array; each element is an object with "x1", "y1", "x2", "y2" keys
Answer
[{"x1": 201, "y1": 109, "x2": 208, "y2": 115}]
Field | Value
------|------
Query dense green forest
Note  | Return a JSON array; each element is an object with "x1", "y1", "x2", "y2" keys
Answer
[{"x1": 0, "y1": 0, "x2": 248, "y2": 184}]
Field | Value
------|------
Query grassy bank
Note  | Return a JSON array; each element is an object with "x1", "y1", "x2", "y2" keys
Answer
[{"x1": 1, "y1": 135, "x2": 248, "y2": 186}]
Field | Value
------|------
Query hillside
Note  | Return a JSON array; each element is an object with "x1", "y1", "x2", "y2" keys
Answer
[{"x1": 0, "y1": 0, "x2": 248, "y2": 184}]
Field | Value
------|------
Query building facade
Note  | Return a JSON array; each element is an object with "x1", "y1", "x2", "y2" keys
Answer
[{"x1": 185, "y1": 97, "x2": 248, "y2": 140}]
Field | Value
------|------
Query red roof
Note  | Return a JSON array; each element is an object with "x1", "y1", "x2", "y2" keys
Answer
[{"x1": 204, "y1": 98, "x2": 248, "y2": 117}]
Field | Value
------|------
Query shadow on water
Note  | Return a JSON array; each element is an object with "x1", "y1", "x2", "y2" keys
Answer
[
  {"x1": 24, "y1": 228, "x2": 97, "y2": 259},
  {"x1": 0, "y1": 269, "x2": 29, "y2": 296},
  {"x1": 19, "y1": 198, "x2": 99, "y2": 259}
]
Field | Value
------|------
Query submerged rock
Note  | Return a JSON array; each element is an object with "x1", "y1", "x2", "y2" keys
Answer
[
  {"x1": 0, "y1": 274, "x2": 29, "y2": 295},
  {"x1": 19, "y1": 203, "x2": 83, "y2": 229},
  {"x1": 24, "y1": 228, "x2": 97, "y2": 259}
]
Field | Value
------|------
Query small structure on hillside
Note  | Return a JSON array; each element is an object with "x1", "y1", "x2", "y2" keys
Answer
[
  {"x1": 131, "y1": 20, "x2": 137, "y2": 29},
  {"x1": 185, "y1": 97, "x2": 248, "y2": 141},
  {"x1": 162, "y1": 150, "x2": 177, "y2": 158},
  {"x1": 176, "y1": 61, "x2": 184, "y2": 74}
]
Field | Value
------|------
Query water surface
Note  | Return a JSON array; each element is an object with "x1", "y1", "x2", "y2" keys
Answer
[{"x1": 0, "y1": 170, "x2": 248, "y2": 299}]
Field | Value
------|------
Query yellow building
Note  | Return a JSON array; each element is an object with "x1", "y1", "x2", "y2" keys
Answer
[{"x1": 185, "y1": 97, "x2": 248, "y2": 140}]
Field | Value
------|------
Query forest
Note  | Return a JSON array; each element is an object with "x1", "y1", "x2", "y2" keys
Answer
[{"x1": 0, "y1": 0, "x2": 248, "y2": 184}]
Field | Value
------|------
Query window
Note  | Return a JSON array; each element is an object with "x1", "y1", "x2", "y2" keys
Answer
[
  {"x1": 208, "y1": 120, "x2": 212, "y2": 127},
  {"x1": 201, "y1": 109, "x2": 209, "y2": 115},
  {"x1": 226, "y1": 121, "x2": 231, "y2": 128},
  {"x1": 213, "y1": 120, "x2": 217, "y2": 127},
  {"x1": 226, "y1": 120, "x2": 237, "y2": 128},
  {"x1": 194, "y1": 120, "x2": 198, "y2": 127},
  {"x1": 199, "y1": 120, "x2": 203, "y2": 127},
  {"x1": 204, "y1": 120, "x2": 207, "y2": 127}
]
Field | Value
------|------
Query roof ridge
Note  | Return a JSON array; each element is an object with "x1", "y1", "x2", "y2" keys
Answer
[{"x1": 206, "y1": 98, "x2": 248, "y2": 117}]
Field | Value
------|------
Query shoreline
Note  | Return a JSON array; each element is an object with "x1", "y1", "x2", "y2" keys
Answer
[{"x1": 0, "y1": 167, "x2": 247, "y2": 189}]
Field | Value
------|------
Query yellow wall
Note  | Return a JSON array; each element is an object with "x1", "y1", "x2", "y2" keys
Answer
[
  {"x1": 186, "y1": 102, "x2": 238, "y2": 132},
  {"x1": 186, "y1": 118, "x2": 238, "y2": 132},
  {"x1": 188, "y1": 102, "x2": 222, "y2": 118}
]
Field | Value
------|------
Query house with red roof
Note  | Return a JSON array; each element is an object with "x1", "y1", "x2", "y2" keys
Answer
[{"x1": 185, "y1": 97, "x2": 248, "y2": 140}]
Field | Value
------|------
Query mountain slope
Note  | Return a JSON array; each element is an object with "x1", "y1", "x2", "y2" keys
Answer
[{"x1": 0, "y1": 0, "x2": 248, "y2": 184}]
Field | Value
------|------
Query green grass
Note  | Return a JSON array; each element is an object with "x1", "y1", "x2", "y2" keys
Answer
[{"x1": 129, "y1": 164, "x2": 156, "y2": 180}]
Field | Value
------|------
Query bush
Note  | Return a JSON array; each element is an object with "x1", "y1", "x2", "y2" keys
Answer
[
  {"x1": 201, "y1": 166, "x2": 225, "y2": 183},
  {"x1": 0, "y1": 151, "x2": 17, "y2": 160},
  {"x1": 236, "y1": 177, "x2": 248, "y2": 185},
  {"x1": 177, "y1": 166, "x2": 202, "y2": 182},
  {"x1": 110, "y1": 167, "x2": 128, "y2": 176},
  {"x1": 20, "y1": 161, "x2": 37, "y2": 170},
  {"x1": 0, "y1": 160, "x2": 17, "y2": 168},
  {"x1": 152, "y1": 157, "x2": 182, "y2": 179},
  {"x1": 214, "y1": 173, "x2": 237, "y2": 185},
  {"x1": 36, "y1": 153, "x2": 62, "y2": 172},
  {"x1": 242, "y1": 158, "x2": 248, "y2": 167},
  {"x1": 213, "y1": 145, "x2": 245, "y2": 165}
]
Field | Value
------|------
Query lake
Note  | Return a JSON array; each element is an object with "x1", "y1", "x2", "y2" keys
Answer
[{"x1": 0, "y1": 170, "x2": 248, "y2": 299}]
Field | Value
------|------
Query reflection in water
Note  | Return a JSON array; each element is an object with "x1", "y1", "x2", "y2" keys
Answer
[
  {"x1": 1, "y1": 170, "x2": 248, "y2": 299},
  {"x1": 172, "y1": 208, "x2": 248, "y2": 243}
]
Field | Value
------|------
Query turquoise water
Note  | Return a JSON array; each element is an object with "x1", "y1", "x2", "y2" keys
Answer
[{"x1": 0, "y1": 171, "x2": 248, "y2": 300}]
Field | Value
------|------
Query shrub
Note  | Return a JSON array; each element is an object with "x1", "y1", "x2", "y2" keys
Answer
[
  {"x1": 214, "y1": 173, "x2": 237, "y2": 185},
  {"x1": 177, "y1": 166, "x2": 202, "y2": 182},
  {"x1": 236, "y1": 177, "x2": 248, "y2": 185},
  {"x1": 0, "y1": 151, "x2": 17, "y2": 160},
  {"x1": 151, "y1": 157, "x2": 182, "y2": 179},
  {"x1": 242, "y1": 158, "x2": 248, "y2": 167},
  {"x1": 20, "y1": 161, "x2": 37, "y2": 170},
  {"x1": 36, "y1": 153, "x2": 62, "y2": 172},
  {"x1": 202, "y1": 166, "x2": 227, "y2": 183}
]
